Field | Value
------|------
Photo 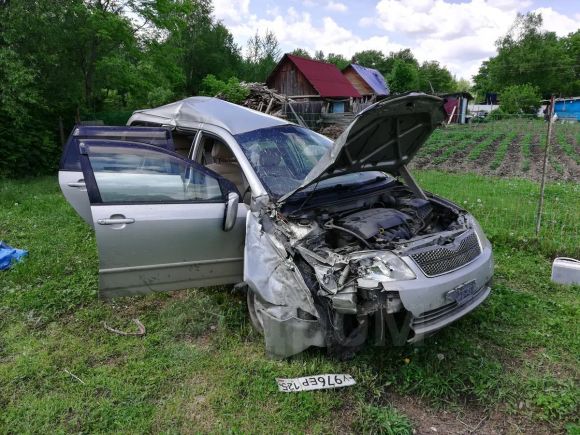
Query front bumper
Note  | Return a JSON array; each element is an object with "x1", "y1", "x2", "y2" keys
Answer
[{"x1": 383, "y1": 244, "x2": 494, "y2": 339}]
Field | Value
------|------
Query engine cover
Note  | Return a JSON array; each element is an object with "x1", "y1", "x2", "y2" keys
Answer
[{"x1": 337, "y1": 208, "x2": 412, "y2": 240}]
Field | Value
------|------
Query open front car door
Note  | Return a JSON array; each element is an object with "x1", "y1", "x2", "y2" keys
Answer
[{"x1": 79, "y1": 140, "x2": 245, "y2": 298}]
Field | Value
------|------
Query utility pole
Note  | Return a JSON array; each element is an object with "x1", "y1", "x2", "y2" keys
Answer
[{"x1": 535, "y1": 95, "x2": 555, "y2": 236}]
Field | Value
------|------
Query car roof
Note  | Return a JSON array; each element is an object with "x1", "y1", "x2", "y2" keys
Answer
[{"x1": 127, "y1": 96, "x2": 291, "y2": 135}]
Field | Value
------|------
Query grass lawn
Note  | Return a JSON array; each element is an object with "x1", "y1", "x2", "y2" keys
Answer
[{"x1": 1, "y1": 173, "x2": 578, "y2": 433}]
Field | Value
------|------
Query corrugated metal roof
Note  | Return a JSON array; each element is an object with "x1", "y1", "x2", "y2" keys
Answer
[
  {"x1": 284, "y1": 54, "x2": 361, "y2": 98},
  {"x1": 348, "y1": 64, "x2": 389, "y2": 96}
]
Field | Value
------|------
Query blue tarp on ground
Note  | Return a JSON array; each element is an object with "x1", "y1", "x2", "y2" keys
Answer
[{"x1": 0, "y1": 241, "x2": 28, "y2": 270}]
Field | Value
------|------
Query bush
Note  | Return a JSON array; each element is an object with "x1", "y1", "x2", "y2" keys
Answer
[
  {"x1": 500, "y1": 84, "x2": 541, "y2": 115},
  {"x1": 199, "y1": 74, "x2": 249, "y2": 104},
  {"x1": 0, "y1": 116, "x2": 60, "y2": 179}
]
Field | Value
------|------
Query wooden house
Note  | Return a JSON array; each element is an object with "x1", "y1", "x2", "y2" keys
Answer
[
  {"x1": 266, "y1": 54, "x2": 360, "y2": 114},
  {"x1": 342, "y1": 64, "x2": 389, "y2": 100}
]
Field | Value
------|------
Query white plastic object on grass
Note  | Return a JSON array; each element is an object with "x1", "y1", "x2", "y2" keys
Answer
[{"x1": 551, "y1": 258, "x2": 580, "y2": 285}]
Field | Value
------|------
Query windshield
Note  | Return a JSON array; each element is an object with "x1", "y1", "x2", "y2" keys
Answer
[{"x1": 234, "y1": 125, "x2": 332, "y2": 197}]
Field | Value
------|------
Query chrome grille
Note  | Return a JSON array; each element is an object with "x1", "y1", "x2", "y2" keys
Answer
[{"x1": 410, "y1": 232, "x2": 481, "y2": 277}]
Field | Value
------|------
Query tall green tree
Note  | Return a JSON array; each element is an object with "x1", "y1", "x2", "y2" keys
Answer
[
  {"x1": 417, "y1": 61, "x2": 455, "y2": 93},
  {"x1": 473, "y1": 12, "x2": 579, "y2": 98},
  {"x1": 242, "y1": 29, "x2": 280, "y2": 82},
  {"x1": 388, "y1": 59, "x2": 419, "y2": 93}
]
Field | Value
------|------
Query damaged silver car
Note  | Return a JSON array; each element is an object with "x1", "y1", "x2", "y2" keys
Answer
[{"x1": 59, "y1": 93, "x2": 493, "y2": 359}]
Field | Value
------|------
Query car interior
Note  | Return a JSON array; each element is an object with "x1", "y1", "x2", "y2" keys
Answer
[
  {"x1": 172, "y1": 132, "x2": 196, "y2": 157},
  {"x1": 201, "y1": 136, "x2": 250, "y2": 203}
]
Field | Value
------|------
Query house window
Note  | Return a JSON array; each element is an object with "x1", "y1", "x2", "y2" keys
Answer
[{"x1": 331, "y1": 102, "x2": 345, "y2": 113}]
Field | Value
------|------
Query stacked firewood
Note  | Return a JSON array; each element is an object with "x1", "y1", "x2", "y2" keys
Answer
[{"x1": 241, "y1": 83, "x2": 292, "y2": 116}]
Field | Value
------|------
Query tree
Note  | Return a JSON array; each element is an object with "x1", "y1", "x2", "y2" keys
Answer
[
  {"x1": 314, "y1": 50, "x2": 325, "y2": 61},
  {"x1": 352, "y1": 49, "x2": 389, "y2": 74},
  {"x1": 499, "y1": 84, "x2": 541, "y2": 114},
  {"x1": 473, "y1": 12, "x2": 579, "y2": 98},
  {"x1": 199, "y1": 74, "x2": 249, "y2": 103},
  {"x1": 417, "y1": 61, "x2": 455, "y2": 93},
  {"x1": 291, "y1": 48, "x2": 311, "y2": 58},
  {"x1": 388, "y1": 60, "x2": 419, "y2": 93},
  {"x1": 326, "y1": 53, "x2": 349, "y2": 70},
  {"x1": 385, "y1": 49, "x2": 419, "y2": 73},
  {"x1": 242, "y1": 29, "x2": 280, "y2": 82},
  {"x1": 454, "y1": 78, "x2": 472, "y2": 93}
]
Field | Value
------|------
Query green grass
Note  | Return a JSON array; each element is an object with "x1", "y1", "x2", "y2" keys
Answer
[{"x1": 1, "y1": 175, "x2": 579, "y2": 432}]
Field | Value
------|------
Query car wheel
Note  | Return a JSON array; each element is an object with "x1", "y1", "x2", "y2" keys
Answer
[{"x1": 247, "y1": 290, "x2": 267, "y2": 335}]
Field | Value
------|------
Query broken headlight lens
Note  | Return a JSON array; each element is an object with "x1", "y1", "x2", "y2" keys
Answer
[{"x1": 353, "y1": 252, "x2": 416, "y2": 282}]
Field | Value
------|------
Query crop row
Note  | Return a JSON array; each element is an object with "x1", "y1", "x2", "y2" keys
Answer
[
  {"x1": 490, "y1": 131, "x2": 519, "y2": 169},
  {"x1": 520, "y1": 131, "x2": 534, "y2": 172},
  {"x1": 468, "y1": 131, "x2": 505, "y2": 161}
]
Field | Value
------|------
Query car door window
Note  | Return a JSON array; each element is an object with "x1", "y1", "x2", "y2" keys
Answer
[{"x1": 86, "y1": 145, "x2": 222, "y2": 203}]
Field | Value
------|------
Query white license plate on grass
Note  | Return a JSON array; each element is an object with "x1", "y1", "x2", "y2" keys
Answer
[{"x1": 276, "y1": 374, "x2": 356, "y2": 392}]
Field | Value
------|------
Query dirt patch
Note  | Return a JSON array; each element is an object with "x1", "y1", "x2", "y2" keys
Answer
[
  {"x1": 386, "y1": 392, "x2": 554, "y2": 435},
  {"x1": 495, "y1": 136, "x2": 522, "y2": 178},
  {"x1": 413, "y1": 147, "x2": 449, "y2": 170},
  {"x1": 527, "y1": 134, "x2": 557, "y2": 183},
  {"x1": 470, "y1": 136, "x2": 501, "y2": 177},
  {"x1": 437, "y1": 141, "x2": 477, "y2": 174}
]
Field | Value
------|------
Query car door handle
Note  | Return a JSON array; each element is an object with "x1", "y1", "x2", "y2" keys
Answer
[
  {"x1": 67, "y1": 181, "x2": 86, "y2": 188},
  {"x1": 97, "y1": 218, "x2": 135, "y2": 225}
]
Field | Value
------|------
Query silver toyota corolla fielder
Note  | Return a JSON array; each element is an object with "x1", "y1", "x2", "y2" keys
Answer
[{"x1": 59, "y1": 93, "x2": 493, "y2": 359}]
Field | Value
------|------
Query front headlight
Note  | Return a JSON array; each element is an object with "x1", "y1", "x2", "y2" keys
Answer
[
  {"x1": 466, "y1": 214, "x2": 490, "y2": 248},
  {"x1": 352, "y1": 251, "x2": 416, "y2": 282}
]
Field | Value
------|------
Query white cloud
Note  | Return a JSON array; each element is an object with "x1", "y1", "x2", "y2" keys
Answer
[
  {"x1": 220, "y1": 6, "x2": 403, "y2": 60},
  {"x1": 535, "y1": 7, "x2": 579, "y2": 36},
  {"x1": 213, "y1": 0, "x2": 579, "y2": 82},
  {"x1": 212, "y1": 0, "x2": 250, "y2": 23},
  {"x1": 325, "y1": 1, "x2": 348, "y2": 13},
  {"x1": 359, "y1": 0, "x2": 579, "y2": 80}
]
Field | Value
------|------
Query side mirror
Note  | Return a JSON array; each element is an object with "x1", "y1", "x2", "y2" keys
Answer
[{"x1": 223, "y1": 191, "x2": 239, "y2": 232}]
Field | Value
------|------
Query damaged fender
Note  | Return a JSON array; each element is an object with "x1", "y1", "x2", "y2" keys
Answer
[{"x1": 243, "y1": 211, "x2": 325, "y2": 358}]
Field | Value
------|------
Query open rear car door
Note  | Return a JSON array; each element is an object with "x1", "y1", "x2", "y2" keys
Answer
[{"x1": 78, "y1": 139, "x2": 245, "y2": 298}]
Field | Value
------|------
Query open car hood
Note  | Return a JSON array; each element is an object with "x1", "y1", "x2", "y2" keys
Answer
[{"x1": 278, "y1": 93, "x2": 446, "y2": 203}]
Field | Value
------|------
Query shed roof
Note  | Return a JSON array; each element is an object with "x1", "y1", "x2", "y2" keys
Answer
[
  {"x1": 268, "y1": 54, "x2": 361, "y2": 98},
  {"x1": 346, "y1": 64, "x2": 389, "y2": 95},
  {"x1": 439, "y1": 92, "x2": 474, "y2": 100}
]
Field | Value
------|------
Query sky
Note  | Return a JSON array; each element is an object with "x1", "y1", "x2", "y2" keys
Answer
[{"x1": 211, "y1": 0, "x2": 580, "y2": 81}]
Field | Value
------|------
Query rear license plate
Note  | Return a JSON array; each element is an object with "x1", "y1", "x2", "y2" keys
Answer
[{"x1": 446, "y1": 280, "x2": 478, "y2": 305}]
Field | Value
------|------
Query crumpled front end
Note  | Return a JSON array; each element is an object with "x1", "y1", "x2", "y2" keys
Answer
[{"x1": 244, "y1": 181, "x2": 493, "y2": 359}]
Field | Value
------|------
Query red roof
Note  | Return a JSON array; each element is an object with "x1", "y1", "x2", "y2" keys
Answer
[{"x1": 272, "y1": 54, "x2": 361, "y2": 98}]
